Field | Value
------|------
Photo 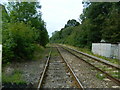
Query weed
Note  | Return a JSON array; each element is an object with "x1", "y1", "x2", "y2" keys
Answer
[
  {"x1": 52, "y1": 48, "x2": 59, "y2": 56},
  {"x1": 32, "y1": 44, "x2": 45, "y2": 60},
  {"x1": 2, "y1": 70, "x2": 25, "y2": 84},
  {"x1": 96, "y1": 72, "x2": 105, "y2": 80}
]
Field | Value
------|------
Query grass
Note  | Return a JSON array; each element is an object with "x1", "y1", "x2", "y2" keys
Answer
[
  {"x1": 62, "y1": 44, "x2": 119, "y2": 65},
  {"x1": 46, "y1": 43, "x2": 52, "y2": 48},
  {"x1": 33, "y1": 44, "x2": 54, "y2": 60},
  {"x1": 51, "y1": 48, "x2": 59, "y2": 56},
  {"x1": 96, "y1": 72, "x2": 105, "y2": 80},
  {"x1": 94, "y1": 54, "x2": 119, "y2": 65},
  {"x1": 2, "y1": 44, "x2": 47, "y2": 84},
  {"x1": 110, "y1": 70, "x2": 120, "y2": 79},
  {"x1": 32, "y1": 44, "x2": 45, "y2": 60},
  {"x1": 96, "y1": 65, "x2": 120, "y2": 79},
  {"x1": 2, "y1": 70, "x2": 26, "y2": 84}
]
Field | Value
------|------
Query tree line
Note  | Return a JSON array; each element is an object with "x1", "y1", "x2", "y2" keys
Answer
[
  {"x1": 2, "y1": 2, "x2": 49, "y2": 64},
  {"x1": 50, "y1": 2, "x2": 120, "y2": 49}
]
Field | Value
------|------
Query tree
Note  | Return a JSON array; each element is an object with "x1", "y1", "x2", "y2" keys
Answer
[
  {"x1": 2, "y1": 22, "x2": 36, "y2": 63},
  {"x1": 50, "y1": 2, "x2": 120, "y2": 49},
  {"x1": 7, "y1": 2, "x2": 49, "y2": 46},
  {"x1": 79, "y1": 2, "x2": 117, "y2": 47},
  {"x1": 64, "y1": 19, "x2": 80, "y2": 28},
  {"x1": 2, "y1": 2, "x2": 49, "y2": 64},
  {"x1": 7, "y1": 2, "x2": 41, "y2": 23},
  {"x1": 102, "y1": 3, "x2": 120, "y2": 42}
]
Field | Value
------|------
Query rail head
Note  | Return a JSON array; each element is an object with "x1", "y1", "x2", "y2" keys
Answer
[
  {"x1": 60, "y1": 45, "x2": 120, "y2": 70},
  {"x1": 56, "y1": 47, "x2": 84, "y2": 89},
  {"x1": 37, "y1": 50, "x2": 52, "y2": 89},
  {"x1": 60, "y1": 46, "x2": 120, "y2": 86}
]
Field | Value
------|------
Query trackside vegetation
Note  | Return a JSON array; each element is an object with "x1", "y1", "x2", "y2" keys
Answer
[
  {"x1": 2, "y1": 70, "x2": 25, "y2": 84},
  {"x1": 62, "y1": 44, "x2": 119, "y2": 65},
  {"x1": 2, "y1": 2, "x2": 49, "y2": 64},
  {"x1": 50, "y1": 2, "x2": 120, "y2": 49}
]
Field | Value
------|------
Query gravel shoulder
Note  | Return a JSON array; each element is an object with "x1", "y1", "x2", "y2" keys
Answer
[{"x1": 2, "y1": 47, "x2": 51, "y2": 87}]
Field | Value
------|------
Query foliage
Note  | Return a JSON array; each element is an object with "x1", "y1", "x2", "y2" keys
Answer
[
  {"x1": 81, "y1": 2, "x2": 120, "y2": 44},
  {"x1": 2, "y1": 22, "x2": 36, "y2": 63},
  {"x1": 50, "y1": 2, "x2": 120, "y2": 49},
  {"x1": 7, "y1": 2, "x2": 41, "y2": 23},
  {"x1": 101, "y1": 3, "x2": 120, "y2": 42},
  {"x1": 64, "y1": 19, "x2": 80, "y2": 28},
  {"x1": 7, "y1": 2, "x2": 49, "y2": 46},
  {"x1": 32, "y1": 44, "x2": 45, "y2": 60},
  {"x1": 2, "y1": 2, "x2": 49, "y2": 64}
]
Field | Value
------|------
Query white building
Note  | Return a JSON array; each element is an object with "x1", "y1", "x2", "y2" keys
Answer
[{"x1": 92, "y1": 43, "x2": 120, "y2": 60}]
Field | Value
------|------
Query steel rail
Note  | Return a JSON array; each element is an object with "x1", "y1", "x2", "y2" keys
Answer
[
  {"x1": 60, "y1": 45, "x2": 120, "y2": 70},
  {"x1": 61, "y1": 46, "x2": 120, "y2": 70},
  {"x1": 37, "y1": 50, "x2": 52, "y2": 89},
  {"x1": 61, "y1": 46, "x2": 120, "y2": 86},
  {"x1": 56, "y1": 47, "x2": 84, "y2": 89}
]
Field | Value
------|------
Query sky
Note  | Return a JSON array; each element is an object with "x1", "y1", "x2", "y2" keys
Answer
[
  {"x1": 0, "y1": 0, "x2": 84, "y2": 37},
  {"x1": 40, "y1": 0, "x2": 83, "y2": 37}
]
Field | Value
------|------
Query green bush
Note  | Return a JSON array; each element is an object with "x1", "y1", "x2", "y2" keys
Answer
[{"x1": 2, "y1": 22, "x2": 37, "y2": 63}]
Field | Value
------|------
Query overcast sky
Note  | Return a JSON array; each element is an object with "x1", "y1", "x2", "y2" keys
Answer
[
  {"x1": 40, "y1": 0, "x2": 83, "y2": 37},
  {"x1": 0, "y1": 0, "x2": 84, "y2": 37}
]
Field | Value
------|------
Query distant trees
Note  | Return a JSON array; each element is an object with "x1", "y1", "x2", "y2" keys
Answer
[
  {"x1": 64, "y1": 19, "x2": 80, "y2": 28},
  {"x1": 2, "y1": 2, "x2": 49, "y2": 64},
  {"x1": 50, "y1": 2, "x2": 120, "y2": 48}
]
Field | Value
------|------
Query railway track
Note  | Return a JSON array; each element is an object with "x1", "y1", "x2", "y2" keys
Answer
[
  {"x1": 37, "y1": 47, "x2": 83, "y2": 89},
  {"x1": 59, "y1": 45, "x2": 120, "y2": 86}
]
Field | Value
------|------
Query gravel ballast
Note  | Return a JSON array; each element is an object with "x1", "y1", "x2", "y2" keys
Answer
[
  {"x1": 42, "y1": 48, "x2": 77, "y2": 88},
  {"x1": 59, "y1": 47, "x2": 119, "y2": 88}
]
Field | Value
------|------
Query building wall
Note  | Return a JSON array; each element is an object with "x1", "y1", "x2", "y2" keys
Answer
[
  {"x1": 111, "y1": 44, "x2": 119, "y2": 59},
  {"x1": 118, "y1": 44, "x2": 120, "y2": 60},
  {"x1": 92, "y1": 43, "x2": 119, "y2": 60}
]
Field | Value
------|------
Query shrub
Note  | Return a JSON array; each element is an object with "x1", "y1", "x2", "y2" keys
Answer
[{"x1": 2, "y1": 22, "x2": 37, "y2": 63}]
